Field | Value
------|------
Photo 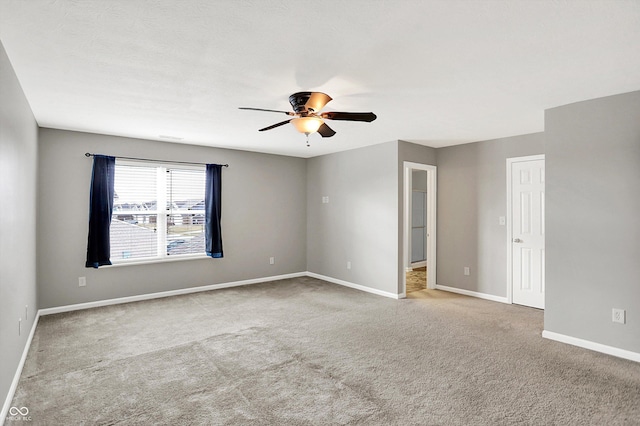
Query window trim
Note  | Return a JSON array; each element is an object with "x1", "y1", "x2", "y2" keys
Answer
[
  {"x1": 110, "y1": 159, "x2": 206, "y2": 265},
  {"x1": 108, "y1": 253, "x2": 209, "y2": 267}
]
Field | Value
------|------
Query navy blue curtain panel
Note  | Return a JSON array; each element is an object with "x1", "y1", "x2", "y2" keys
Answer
[
  {"x1": 205, "y1": 164, "x2": 223, "y2": 258},
  {"x1": 85, "y1": 155, "x2": 115, "y2": 268}
]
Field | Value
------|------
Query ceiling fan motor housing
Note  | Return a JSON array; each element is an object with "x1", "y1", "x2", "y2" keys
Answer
[
  {"x1": 288, "y1": 91, "x2": 333, "y2": 115},
  {"x1": 289, "y1": 92, "x2": 314, "y2": 113}
]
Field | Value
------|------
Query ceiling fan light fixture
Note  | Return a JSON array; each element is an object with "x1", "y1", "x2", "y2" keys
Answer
[
  {"x1": 240, "y1": 91, "x2": 376, "y2": 140},
  {"x1": 291, "y1": 116, "x2": 323, "y2": 134}
]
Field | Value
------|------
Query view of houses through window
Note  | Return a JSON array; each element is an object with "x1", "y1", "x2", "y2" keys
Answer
[{"x1": 111, "y1": 161, "x2": 206, "y2": 262}]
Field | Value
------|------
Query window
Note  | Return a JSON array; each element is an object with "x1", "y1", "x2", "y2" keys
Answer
[{"x1": 110, "y1": 160, "x2": 206, "y2": 263}]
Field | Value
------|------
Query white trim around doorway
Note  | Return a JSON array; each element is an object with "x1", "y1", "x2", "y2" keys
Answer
[{"x1": 402, "y1": 161, "x2": 437, "y2": 297}]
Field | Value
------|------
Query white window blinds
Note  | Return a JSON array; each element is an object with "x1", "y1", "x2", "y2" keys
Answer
[{"x1": 111, "y1": 160, "x2": 206, "y2": 262}]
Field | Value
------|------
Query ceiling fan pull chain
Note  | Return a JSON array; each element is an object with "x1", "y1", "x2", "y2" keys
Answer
[{"x1": 306, "y1": 133, "x2": 310, "y2": 147}]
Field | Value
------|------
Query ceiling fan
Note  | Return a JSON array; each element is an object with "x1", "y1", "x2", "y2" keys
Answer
[{"x1": 239, "y1": 92, "x2": 377, "y2": 145}]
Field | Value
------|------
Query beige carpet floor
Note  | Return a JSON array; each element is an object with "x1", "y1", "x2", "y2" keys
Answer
[{"x1": 9, "y1": 276, "x2": 640, "y2": 425}]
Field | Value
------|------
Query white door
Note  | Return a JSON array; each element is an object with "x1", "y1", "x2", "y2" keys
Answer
[{"x1": 511, "y1": 158, "x2": 545, "y2": 309}]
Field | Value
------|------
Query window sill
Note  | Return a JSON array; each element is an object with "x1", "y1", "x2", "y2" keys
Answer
[{"x1": 107, "y1": 254, "x2": 210, "y2": 268}]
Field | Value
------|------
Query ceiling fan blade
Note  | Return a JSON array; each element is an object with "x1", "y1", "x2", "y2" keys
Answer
[
  {"x1": 321, "y1": 111, "x2": 377, "y2": 122},
  {"x1": 306, "y1": 92, "x2": 332, "y2": 112},
  {"x1": 317, "y1": 123, "x2": 336, "y2": 138},
  {"x1": 258, "y1": 119, "x2": 292, "y2": 132},
  {"x1": 239, "y1": 107, "x2": 293, "y2": 115}
]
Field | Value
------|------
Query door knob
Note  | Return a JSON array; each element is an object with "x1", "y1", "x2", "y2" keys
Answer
[{"x1": 513, "y1": 238, "x2": 523, "y2": 243}]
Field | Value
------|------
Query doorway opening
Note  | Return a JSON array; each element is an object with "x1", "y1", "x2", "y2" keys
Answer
[{"x1": 402, "y1": 162, "x2": 436, "y2": 297}]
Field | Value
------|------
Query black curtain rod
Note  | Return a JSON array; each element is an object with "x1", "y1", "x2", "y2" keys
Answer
[{"x1": 85, "y1": 153, "x2": 229, "y2": 167}]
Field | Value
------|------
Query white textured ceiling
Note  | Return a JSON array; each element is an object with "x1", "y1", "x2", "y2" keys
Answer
[{"x1": 1, "y1": 1, "x2": 640, "y2": 158}]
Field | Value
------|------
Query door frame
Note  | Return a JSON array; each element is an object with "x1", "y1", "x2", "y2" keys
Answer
[
  {"x1": 402, "y1": 161, "x2": 437, "y2": 297},
  {"x1": 506, "y1": 154, "x2": 545, "y2": 304}
]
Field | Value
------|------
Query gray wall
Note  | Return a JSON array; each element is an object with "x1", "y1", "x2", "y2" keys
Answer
[
  {"x1": 545, "y1": 91, "x2": 640, "y2": 353},
  {"x1": 398, "y1": 140, "x2": 437, "y2": 167},
  {"x1": 436, "y1": 133, "x2": 544, "y2": 296},
  {"x1": 37, "y1": 129, "x2": 307, "y2": 308},
  {"x1": 0, "y1": 42, "x2": 38, "y2": 413},
  {"x1": 412, "y1": 170, "x2": 428, "y2": 192},
  {"x1": 307, "y1": 141, "x2": 399, "y2": 294}
]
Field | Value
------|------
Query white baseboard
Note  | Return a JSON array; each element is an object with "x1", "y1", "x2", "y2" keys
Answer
[
  {"x1": 542, "y1": 330, "x2": 640, "y2": 363},
  {"x1": 435, "y1": 284, "x2": 509, "y2": 304},
  {"x1": 2, "y1": 310, "x2": 40, "y2": 422},
  {"x1": 39, "y1": 271, "x2": 404, "y2": 316},
  {"x1": 306, "y1": 272, "x2": 401, "y2": 299},
  {"x1": 39, "y1": 272, "x2": 307, "y2": 316}
]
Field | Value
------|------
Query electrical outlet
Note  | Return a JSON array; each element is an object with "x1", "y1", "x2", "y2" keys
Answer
[
  {"x1": 79, "y1": 276, "x2": 86, "y2": 287},
  {"x1": 347, "y1": 261, "x2": 351, "y2": 270},
  {"x1": 269, "y1": 257, "x2": 275, "y2": 265},
  {"x1": 499, "y1": 216, "x2": 506, "y2": 226},
  {"x1": 322, "y1": 196, "x2": 330, "y2": 204},
  {"x1": 612, "y1": 308, "x2": 626, "y2": 324},
  {"x1": 464, "y1": 267, "x2": 470, "y2": 276}
]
